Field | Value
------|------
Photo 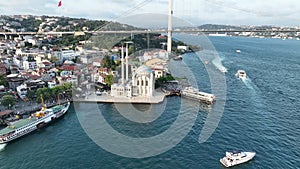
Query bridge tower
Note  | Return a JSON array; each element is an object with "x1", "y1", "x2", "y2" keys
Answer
[{"x1": 167, "y1": 0, "x2": 173, "y2": 53}]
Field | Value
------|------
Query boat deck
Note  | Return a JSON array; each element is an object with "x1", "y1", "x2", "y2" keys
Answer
[
  {"x1": 51, "y1": 105, "x2": 64, "y2": 112},
  {"x1": 0, "y1": 103, "x2": 70, "y2": 135},
  {"x1": 0, "y1": 117, "x2": 38, "y2": 135}
]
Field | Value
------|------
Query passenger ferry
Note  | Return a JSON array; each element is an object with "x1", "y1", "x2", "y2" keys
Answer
[
  {"x1": 181, "y1": 87, "x2": 215, "y2": 104},
  {"x1": 220, "y1": 151, "x2": 256, "y2": 167},
  {"x1": 0, "y1": 101, "x2": 70, "y2": 144}
]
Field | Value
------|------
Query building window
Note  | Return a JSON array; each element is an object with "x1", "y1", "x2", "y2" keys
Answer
[
  {"x1": 137, "y1": 80, "x2": 139, "y2": 86},
  {"x1": 146, "y1": 81, "x2": 148, "y2": 86},
  {"x1": 141, "y1": 80, "x2": 144, "y2": 86}
]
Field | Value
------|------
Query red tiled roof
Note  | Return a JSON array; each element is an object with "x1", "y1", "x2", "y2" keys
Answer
[
  {"x1": 29, "y1": 75, "x2": 41, "y2": 80},
  {"x1": 74, "y1": 72, "x2": 81, "y2": 76},
  {"x1": 0, "y1": 110, "x2": 13, "y2": 117},
  {"x1": 42, "y1": 61, "x2": 51, "y2": 65},
  {"x1": 60, "y1": 65, "x2": 77, "y2": 71}
]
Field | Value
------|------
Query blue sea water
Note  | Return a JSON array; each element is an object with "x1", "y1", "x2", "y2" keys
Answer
[{"x1": 0, "y1": 36, "x2": 299, "y2": 169}]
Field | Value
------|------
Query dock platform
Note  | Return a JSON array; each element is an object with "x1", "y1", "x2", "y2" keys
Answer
[{"x1": 73, "y1": 91, "x2": 166, "y2": 104}]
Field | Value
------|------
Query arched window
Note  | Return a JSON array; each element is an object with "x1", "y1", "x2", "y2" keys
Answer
[
  {"x1": 141, "y1": 80, "x2": 144, "y2": 86},
  {"x1": 137, "y1": 80, "x2": 139, "y2": 86},
  {"x1": 146, "y1": 80, "x2": 148, "y2": 86}
]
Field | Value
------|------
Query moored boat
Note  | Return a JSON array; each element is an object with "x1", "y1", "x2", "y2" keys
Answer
[
  {"x1": 181, "y1": 87, "x2": 215, "y2": 104},
  {"x1": 173, "y1": 55, "x2": 183, "y2": 60},
  {"x1": 220, "y1": 151, "x2": 256, "y2": 167},
  {"x1": 0, "y1": 102, "x2": 70, "y2": 144}
]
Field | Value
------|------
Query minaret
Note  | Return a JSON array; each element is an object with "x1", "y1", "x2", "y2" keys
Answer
[
  {"x1": 121, "y1": 45, "x2": 125, "y2": 85},
  {"x1": 126, "y1": 44, "x2": 129, "y2": 81},
  {"x1": 167, "y1": 0, "x2": 173, "y2": 53}
]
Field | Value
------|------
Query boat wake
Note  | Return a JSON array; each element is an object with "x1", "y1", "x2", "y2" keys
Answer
[
  {"x1": 242, "y1": 77, "x2": 266, "y2": 111},
  {"x1": 0, "y1": 143, "x2": 7, "y2": 151},
  {"x1": 212, "y1": 57, "x2": 227, "y2": 73},
  {"x1": 242, "y1": 78, "x2": 259, "y2": 92}
]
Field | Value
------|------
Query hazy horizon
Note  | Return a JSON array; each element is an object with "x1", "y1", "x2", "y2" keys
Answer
[{"x1": 1, "y1": 0, "x2": 300, "y2": 27}]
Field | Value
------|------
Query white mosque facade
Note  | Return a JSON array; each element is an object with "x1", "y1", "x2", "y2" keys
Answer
[
  {"x1": 110, "y1": 47, "x2": 155, "y2": 98},
  {"x1": 111, "y1": 65, "x2": 155, "y2": 98}
]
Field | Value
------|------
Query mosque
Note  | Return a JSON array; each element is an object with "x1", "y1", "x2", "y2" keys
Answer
[{"x1": 110, "y1": 48, "x2": 155, "y2": 98}]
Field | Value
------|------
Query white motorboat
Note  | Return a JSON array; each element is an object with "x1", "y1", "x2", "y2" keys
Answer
[
  {"x1": 220, "y1": 151, "x2": 256, "y2": 168},
  {"x1": 236, "y1": 50, "x2": 241, "y2": 53},
  {"x1": 219, "y1": 67, "x2": 227, "y2": 73},
  {"x1": 236, "y1": 70, "x2": 246, "y2": 79}
]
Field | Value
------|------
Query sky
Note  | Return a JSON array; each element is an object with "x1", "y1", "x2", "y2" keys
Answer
[{"x1": 0, "y1": 0, "x2": 300, "y2": 28}]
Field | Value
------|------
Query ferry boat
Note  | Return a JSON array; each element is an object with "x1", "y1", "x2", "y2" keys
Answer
[
  {"x1": 236, "y1": 70, "x2": 247, "y2": 79},
  {"x1": 181, "y1": 87, "x2": 215, "y2": 104},
  {"x1": 0, "y1": 101, "x2": 70, "y2": 144},
  {"x1": 220, "y1": 151, "x2": 256, "y2": 167}
]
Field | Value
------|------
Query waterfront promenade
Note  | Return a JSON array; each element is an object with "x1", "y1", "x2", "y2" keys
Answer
[
  {"x1": 74, "y1": 90, "x2": 166, "y2": 104},
  {"x1": 0, "y1": 98, "x2": 71, "y2": 125}
]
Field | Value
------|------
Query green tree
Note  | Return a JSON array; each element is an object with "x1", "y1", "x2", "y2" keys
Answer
[
  {"x1": 102, "y1": 55, "x2": 115, "y2": 68},
  {"x1": 36, "y1": 88, "x2": 52, "y2": 103},
  {"x1": 104, "y1": 75, "x2": 114, "y2": 87},
  {"x1": 26, "y1": 90, "x2": 36, "y2": 101},
  {"x1": 63, "y1": 82, "x2": 72, "y2": 90},
  {"x1": 157, "y1": 75, "x2": 175, "y2": 84},
  {"x1": 1, "y1": 95, "x2": 15, "y2": 109},
  {"x1": 51, "y1": 86, "x2": 60, "y2": 98},
  {"x1": 0, "y1": 75, "x2": 8, "y2": 87}
]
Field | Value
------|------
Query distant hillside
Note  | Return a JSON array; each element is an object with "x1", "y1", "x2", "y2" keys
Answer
[
  {"x1": 198, "y1": 24, "x2": 282, "y2": 30},
  {"x1": 198, "y1": 24, "x2": 242, "y2": 30},
  {"x1": 0, "y1": 15, "x2": 140, "y2": 32}
]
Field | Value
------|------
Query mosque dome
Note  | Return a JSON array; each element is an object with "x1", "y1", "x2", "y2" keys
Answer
[
  {"x1": 135, "y1": 65, "x2": 153, "y2": 75},
  {"x1": 64, "y1": 60, "x2": 74, "y2": 65}
]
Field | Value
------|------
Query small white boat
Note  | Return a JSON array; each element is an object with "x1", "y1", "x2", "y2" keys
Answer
[
  {"x1": 235, "y1": 70, "x2": 246, "y2": 79},
  {"x1": 173, "y1": 55, "x2": 183, "y2": 61},
  {"x1": 218, "y1": 67, "x2": 227, "y2": 73},
  {"x1": 236, "y1": 50, "x2": 241, "y2": 53},
  {"x1": 220, "y1": 151, "x2": 256, "y2": 168}
]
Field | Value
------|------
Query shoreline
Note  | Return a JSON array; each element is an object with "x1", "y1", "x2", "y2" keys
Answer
[{"x1": 73, "y1": 91, "x2": 166, "y2": 104}]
